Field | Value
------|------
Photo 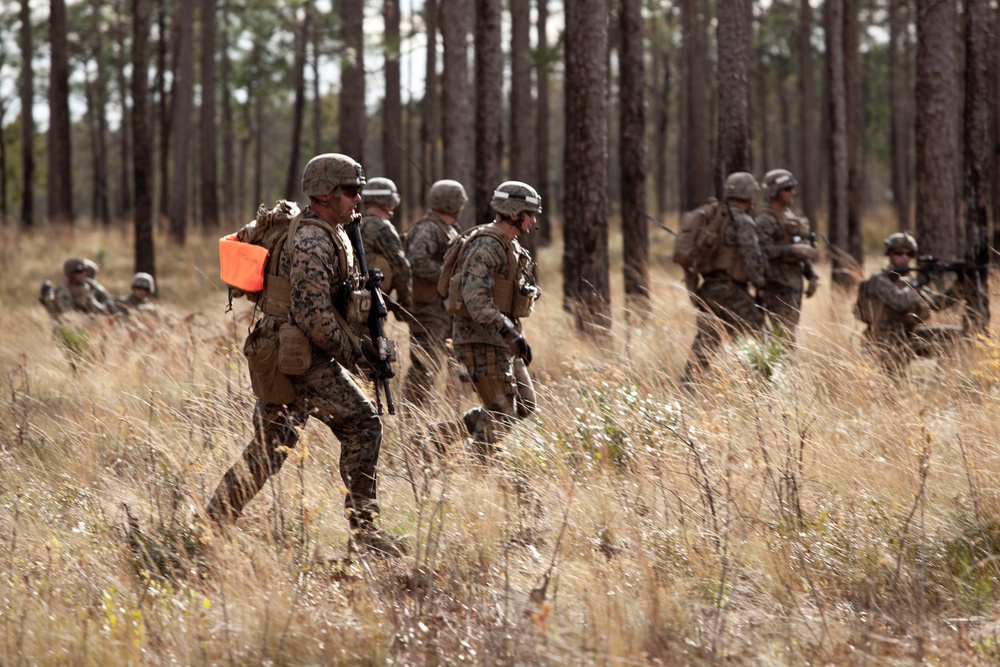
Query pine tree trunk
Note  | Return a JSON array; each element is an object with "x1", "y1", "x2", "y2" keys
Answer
[
  {"x1": 563, "y1": 0, "x2": 611, "y2": 334},
  {"x1": 888, "y1": 0, "x2": 911, "y2": 231},
  {"x1": 797, "y1": 0, "x2": 816, "y2": 229},
  {"x1": 825, "y1": 0, "x2": 850, "y2": 286},
  {"x1": 167, "y1": 0, "x2": 195, "y2": 244},
  {"x1": 20, "y1": 0, "x2": 36, "y2": 227},
  {"x1": 339, "y1": 0, "x2": 366, "y2": 164},
  {"x1": 535, "y1": 0, "x2": 552, "y2": 242},
  {"x1": 716, "y1": 0, "x2": 753, "y2": 190},
  {"x1": 651, "y1": 12, "x2": 669, "y2": 217},
  {"x1": 844, "y1": 0, "x2": 863, "y2": 270},
  {"x1": 220, "y1": 0, "x2": 235, "y2": 226},
  {"x1": 286, "y1": 8, "x2": 309, "y2": 199},
  {"x1": 440, "y1": 0, "x2": 471, "y2": 227},
  {"x1": 474, "y1": 0, "x2": 502, "y2": 227},
  {"x1": 680, "y1": 0, "x2": 709, "y2": 210},
  {"x1": 132, "y1": 0, "x2": 156, "y2": 278},
  {"x1": 200, "y1": 0, "x2": 219, "y2": 228},
  {"x1": 156, "y1": 4, "x2": 170, "y2": 224},
  {"x1": 47, "y1": 0, "x2": 74, "y2": 225},
  {"x1": 422, "y1": 0, "x2": 439, "y2": 197},
  {"x1": 383, "y1": 0, "x2": 403, "y2": 228},
  {"x1": 963, "y1": 0, "x2": 991, "y2": 332},
  {"x1": 620, "y1": 0, "x2": 648, "y2": 305},
  {"x1": 915, "y1": 0, "x2": 958, "y2": 259}
]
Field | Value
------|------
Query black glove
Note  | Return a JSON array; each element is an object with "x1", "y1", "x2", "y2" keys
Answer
[{"x1": 500, "y1": 316, "x2": 532, "y2": 366}]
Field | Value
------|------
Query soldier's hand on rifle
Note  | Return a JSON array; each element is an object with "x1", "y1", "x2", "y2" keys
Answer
[
  {"x1": 361, "y1": 339, "x2": 382, "y2": 367},
  {"x1": 789, "y1": 243, "x2": 818, "y2": 262},
  {"x1": 500, "y1": 316, "x2": 532, "y2": 366},
  {"x1": 805, "y1": 275, "x2": 819, "y2": 298}
]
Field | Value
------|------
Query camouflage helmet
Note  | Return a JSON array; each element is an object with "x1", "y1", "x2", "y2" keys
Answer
[
  {"x1": 361, "y1": 177, "x2": 401, "y2": 208},
  {"x1": 63, "y1": 257, "x2": 89, "y2": 277},
  {"x1": 82, "y1": 258, "x2": 99, "y2": 279},
  {"x1": 132, "y1": 272, "x2": 155, "y2": 292},
  {"x1": 301, "y1": 153, "x2": 366, "y2": 198},
  {"x1": 490, "y1": 181, "x2": 542, "y2": 216},
  {"x1": 427, "y1": 180, "x2": 468, "y2": 214},
  {"x1": 883, "y1": 232, "x2": 918, "y2": 256},
  {"x1": 763, "y1": 169, "x2": 797, "y2": 199},
  {"x1": 724, "y1": 172, "x2": 759, "y2": 202}
]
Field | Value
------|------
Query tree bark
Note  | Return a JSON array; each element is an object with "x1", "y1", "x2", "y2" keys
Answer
[
  {"x1": 339, "y1": 0, "x2": 366, "y2": 164},
  {"x1": 797, "y1": 0, "x2": 816, "y2": 228},
  {"x1": 474, "y1": 0, "x2": 502, "y2": 227},
  {"x1": 844, "y1": 0, "x2": 863, "y2": 269},
  {"x1": 167, "y1": 0, "x2": 195, "y2": 244},
  {"x1": 716, "y1": 0, "x2": 753, "y2": 192},
  {"x1": 132, "y1": 0, "x2": 155, "y2": 278},
  {"x1": 286, "y1": 6, "x2": 310, "y2": 200},
  {"x1": 86, "y1": 0, "x2": 110, "y2": 227},
  {"x1": 155, "y1": 3, "x2": 170, "y2": 224},
  {"x1": 422, "y1": 0, "x2": 440, "y2": 196},
  {"x1": 383, "y1": 0, "x2": 403, "y2": 228},
  {"x1": 47, "y1": 0, "x2": 74, "y2": 226},
  {"x1": 825, "y1": 0, "x2": 850, "y2": 286},
  {"x1": 888, "y1": 0, "x2": 911, "y2": 231},
  {"x1": 200, "y1": 0, "x2": 220, "y2": 228},
  {"x1": 220, "y1": 0, "x2": 235, "y2": 226},
  {"x1": 620, "y1": 0, "x2": 648, "y2": 305},
  {"x1": 651, "y1": 12, "x2": 669, "y2": 217},
  {"x1": 440, "y1": 0, "x2": 471, "y2": 226},
  {"x1": 680, "y1": 0, "x2": 709, "y2": 210},
  {"x1": 535, "y1": 0, "x2": 552, "y2": 242},
  {"x1": 915, "y1": 0, "x2": 958, "y2": 259},
  {"x1": 563, "y1": 0, "x2": 611, "y2": 334},
  {"x1": 113, "y1": 0, "x2": 132, "y2": 221},
  {"x1": 963, "y1": 0, "x2": 991, "y2": 332}
]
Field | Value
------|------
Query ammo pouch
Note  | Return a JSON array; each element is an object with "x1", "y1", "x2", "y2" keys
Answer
[
  {"x1": 244, "y1": 321, "x2": 297, "y2": 405},
  {"x1": 277, "y1": 322, "x2": 313, "y2": 375},
  {"x1": 338, "y1": 287, "x2": 372, "y2": 324},
  {"x1": 446, "y1": 273, "x2": 468, "y2": 316},
  {"x1": 512, "y1": 283, "x2": 539, "y2": 319}
]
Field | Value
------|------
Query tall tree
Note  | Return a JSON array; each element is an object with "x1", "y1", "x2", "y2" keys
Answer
[
  {"x1": 825, "y1": 0, "x2": 849, "y2": 286},
  {"x1": 474, "y1": 0, "x2": 502, "y2": 227},
  {"x1": 285, "y1": 7, "x2": 310, "y2": 199},
  {"x1": 620, "y1": 0, "x2": 648, "y2": 304},
  {"x1": 715, "y1": 0, "x2": 752, "y2": 191},
  {"x1": 440, "y1": 0, "x2": 471, "y2": 227},
  {"x1": 85, "y1": 0, "x2": 110, "y2": 227},
  {"x1": 914, "y1": 0, "x2": 958, "y2": 258},
  {"x1": 680, "y1": 0, "x2": 709, "y2": 210},
  {"x1": 113, "y1": 0, "x2": 132, "y2": 221},
  {"x1": 510, "y1": 0, "x2": 534, "y2": 246},
  {"x1": 563, "y1": 0, "x2": 610, "y2": 333},
  {"x1": 651, "y1": 10, "x2": 670, "y2": 217},
  {"x1": 339, "y1": 0, "x2": 365, "y2": 163},
  {"x1": 383, "y1": 0, "x2": 403, "y2": 227},
  {"x1": 797, "y1": 0, "x2": 817, "y2": 228},
  {"x1": 220, "y1": 0, "x2": 235, "y2": 226},
  {"x1": 843, "y1": 0, "x2": 863, "y2": 267},
  {"x1": 47, "y1": 0, "x2": 74, "y2": 225},
  {"x1": 422, "y1": 0, "x2": 440, "y2": 194},
  {"x1": 167, "y1": 0, "x2": 195, "y2": 244},
  {"x1": 132, "y1": 0, "x2": 155, "y2": 278},
  {"x1": 200, "y1": 0, "x2": 220, "y2": 228},
  {"x1": 962, "y1": 0, "x2": 991, "y2": 331},
  {"x1": 535, "y1": 0, "x2": 552, "y2": 242},
  {"x1": 888, "y1": 0, "x2": 910, "y2": 231}
]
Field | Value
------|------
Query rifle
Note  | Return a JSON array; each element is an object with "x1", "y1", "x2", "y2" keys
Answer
[
  {"x1": 344, "y1": 217, "x2": 396, "y2": 415},
  {"x1": 631, "y1": 203, "x2": 677, "y2": 236},
  {"x1": 903, "y1": 255, "x2": 993, "y2": 287}
]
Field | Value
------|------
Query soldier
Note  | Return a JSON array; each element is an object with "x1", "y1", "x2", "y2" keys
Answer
[
  {"x1": 360, "y1": 177, "x2": 412, "y2": 318},
  {"x1": 681, "y1": 172, "x2": 768, "y2": 384},
  {"x1": 755, "y1": 169, "x2": 819, "y2": 342},
  {"x1": 116, "y1": 272, "x2": 158, "y2": 314},
  {"x1": 206, "y1": 153, "x2": 406, "y2": 557},
  {"x1": 402, "y1": 179, "x2": 468, "y2": 411},
  {"x1": 451, "y1": 181, "x2": 541, "y2": 456},
  {"x1": 40, "y1": 257, "x2": 120, "y2": 318},
  {"x1": 855, "y1": 232, "x2": 961, "y2": 375}
]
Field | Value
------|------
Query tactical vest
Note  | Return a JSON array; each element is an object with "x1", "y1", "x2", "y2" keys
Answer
[
  {"x1": 360, "y1": 214, "x2": 396, "y2": 290},
  {"x1": 705, "y1": 214, "x2": 750, "y2": 284},
  {"x1": 442, "y1": 225, "x2": 538, "y2": 319},
  {"x1": 407, "y1": 213, "x2": 458, "y2": 304},
  {"x1": 854, "y1": 272, "x2": 916, "y2": 328}
]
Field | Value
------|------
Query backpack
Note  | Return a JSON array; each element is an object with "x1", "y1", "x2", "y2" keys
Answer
[
  {"x1": 853, "y1": 277, "x2": 874, "y2": 324},
  {"x1": 437, "y1": 225, "x2": 529, "y2": 317},
  {"x1": 672, "y1": 198, "x2": 729, "y2": 273},
  {"x1": 220, "y1": 200, "x2": 301, "y2": 303}
]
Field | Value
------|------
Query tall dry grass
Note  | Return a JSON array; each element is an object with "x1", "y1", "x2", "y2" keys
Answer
[{"x1": 3, "y1": 218, "x2": 1000, "y2": 664}]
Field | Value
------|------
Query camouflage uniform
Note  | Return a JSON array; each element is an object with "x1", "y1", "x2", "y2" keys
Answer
[
  {"x1": 683, "y1": 174, "x2": 768, "y2": 382},
  {"x1": 360, "y1": 213, "x2": 412, "y2": 308},
  {"x1": 403, "y1": 210, "x2": 460, "y2": 409},
  {"x1": 755, "y1": 204, "x2": 817, "y2": 340},
  {"x1": 208, "y1": 154, "x2": 394, "y2": 550},
  {"x1": 116, "y1": 272, "x2": 158, "y2": 315},
  {"x1": 451, "y1": 182, "x2": 541, "y2": 453},
  {"x1": 41, "y1": 257, "x2": 120, "y2": 318}
]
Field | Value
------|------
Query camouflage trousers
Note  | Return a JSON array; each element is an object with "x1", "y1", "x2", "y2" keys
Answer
[
  {"x1": 863, "y1": 324, "x2": 965, "y2": 377},
  {"x1": 207, "y1": 359, "x2": 383, "y2": 527},
  {"x1": 683, "y1": 276, "x2": 766, "y2": 382},
  {"x1": 403, "y1": 316, "x2": 452, "y2": 411},
  {"x1": 454, "y1": 343, "x2": 536, "y2": 453},
  {"x1": 760, "y1": 284, "x2": 803, "y2": 342}
]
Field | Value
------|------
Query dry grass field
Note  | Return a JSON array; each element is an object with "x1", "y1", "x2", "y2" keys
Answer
[{"x1": 3, "y1": 215, "x2": 1000, "y2": 665}]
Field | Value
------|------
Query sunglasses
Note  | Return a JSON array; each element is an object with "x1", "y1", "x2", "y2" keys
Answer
[
  {"x1": 340, "y1": 185, "x2": 361, "y2": 198},
  {"x1": 889, "y1": 250, "x2": 914, "y2": 257}
]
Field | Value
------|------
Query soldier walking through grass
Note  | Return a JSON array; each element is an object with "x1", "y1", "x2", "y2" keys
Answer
[
  {"x1": 207, "y1": 153, "x2": 406, "y2": 557},
  {"x1": 360, "y1": 177, "x2": 412, "y2": 317}
]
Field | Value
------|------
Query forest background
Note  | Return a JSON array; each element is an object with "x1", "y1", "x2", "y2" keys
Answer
[{"x1": 0, "y1": 0, "x2": 995, "y2": 328}]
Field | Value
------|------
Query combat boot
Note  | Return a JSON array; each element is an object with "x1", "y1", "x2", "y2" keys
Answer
[{"x1": 348, "y1": 521, "x2": 409, "y2": 558}]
